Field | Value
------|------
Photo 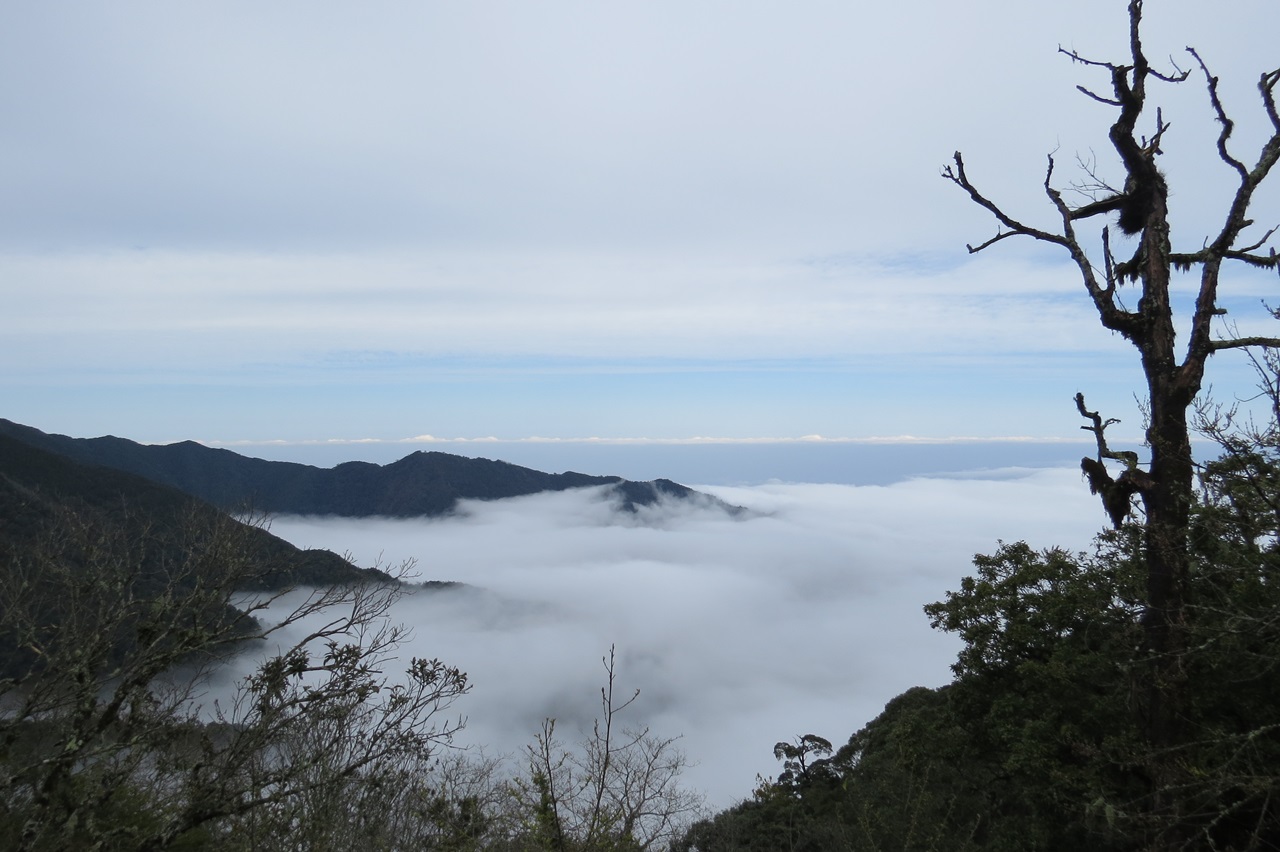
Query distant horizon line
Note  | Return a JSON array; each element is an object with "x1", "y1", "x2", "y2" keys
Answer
[{"x1": 196, "y1": 434, "x2": 1105, "y2": 449}]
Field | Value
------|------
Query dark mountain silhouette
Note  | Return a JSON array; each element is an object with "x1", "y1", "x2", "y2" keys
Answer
[
  {"x1": 0, "y1": 432, "x2": 375, "y2": 589},
  {"x1": 0, "y1": 432, "x2": 388, "y2": 679},
  {"x1": 0, "y1": 419, "x2": 741, "y2": 518}
]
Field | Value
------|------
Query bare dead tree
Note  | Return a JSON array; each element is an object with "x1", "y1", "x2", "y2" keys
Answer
[
  {"x1": 942, "y1": 1, "x2": 1280, "y2": 846},
  {"x1": 510, "y1": 646, "x2": 704, "y2": 851}
]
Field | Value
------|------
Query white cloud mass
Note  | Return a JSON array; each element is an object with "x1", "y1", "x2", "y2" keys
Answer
[{"x1": 259, "y1": 469, "x2": 1103, "y2": 808}]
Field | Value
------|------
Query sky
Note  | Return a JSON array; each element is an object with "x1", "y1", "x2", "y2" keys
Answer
[
  {"x1": 241, "y1": 467, "x2": 1105, "y2": 810},
  {"x1": 3, "y1": 1, "x2": 1279, "y2": 460}
]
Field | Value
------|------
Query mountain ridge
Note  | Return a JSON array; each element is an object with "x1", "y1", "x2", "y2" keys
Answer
[
  {"x1": 0, "y1": 419, "x2": 740, "y2": 518},
  {"x1": 0, "y1": 430, "x2": 381, "y2": 589}
]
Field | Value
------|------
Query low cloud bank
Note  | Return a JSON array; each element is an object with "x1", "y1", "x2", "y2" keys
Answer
[{"x1": 262, "y1": 469, "x2": 1104, "y2": 808}]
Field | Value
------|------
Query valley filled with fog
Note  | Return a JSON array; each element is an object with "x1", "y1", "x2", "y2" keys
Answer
[{"x1": 260, "y1": 465, "x2": 1104, "y2": 808}]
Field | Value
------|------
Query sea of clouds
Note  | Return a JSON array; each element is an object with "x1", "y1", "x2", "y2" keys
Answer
[{"x1": 253, "y1": 467, "x2": 1103, "y2": 809}]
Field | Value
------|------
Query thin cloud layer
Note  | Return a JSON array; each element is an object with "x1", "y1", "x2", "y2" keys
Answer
[
  {"x1": 1, "y1": 2, "x2": 1272, "y2": 254},
  {"x1": 259, "y1": 469, "x2": 1104, "y2": 807}
]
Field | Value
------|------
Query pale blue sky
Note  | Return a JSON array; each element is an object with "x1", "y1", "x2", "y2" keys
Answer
[{"x1": 2, "y1": 1, "x2": 1277, "y2": 456}]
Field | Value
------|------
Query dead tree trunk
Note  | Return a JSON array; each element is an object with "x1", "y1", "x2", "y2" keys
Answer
[{"x1": 943, "y1": 1, "x2": 1280, "y2": 845}]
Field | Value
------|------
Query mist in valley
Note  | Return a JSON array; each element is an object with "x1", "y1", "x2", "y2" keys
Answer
[{"x1": 254, "y1": 467, "x2": 1104, "y2": 808}]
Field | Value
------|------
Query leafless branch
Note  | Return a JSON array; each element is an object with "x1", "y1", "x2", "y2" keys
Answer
[
  {"x1": 1189, "y1": 47, "x2": 1249, "y2": 180},
  {"x1": 1210, "y1": 336, "x2": 1280, "y2": 353},
  {"x1": 1235, "y1": 226, "x2": 1279, "y2": 254},
  {"x1": 1262, "y1": 69, "x2": 1280, "y2": 131},
  {"x1": 1077, "y1": 84, "x2": 1125, "y2": 107},
  {"x1": 1075, "y1": 393, "x2": 1152, "y2": 528},
  {"x1": 941, "y1": 153, "x2": 1069, "y2": 250},
  {"x1": 1076, "y1": 392, "x2": 1138, "y2": 466}
]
